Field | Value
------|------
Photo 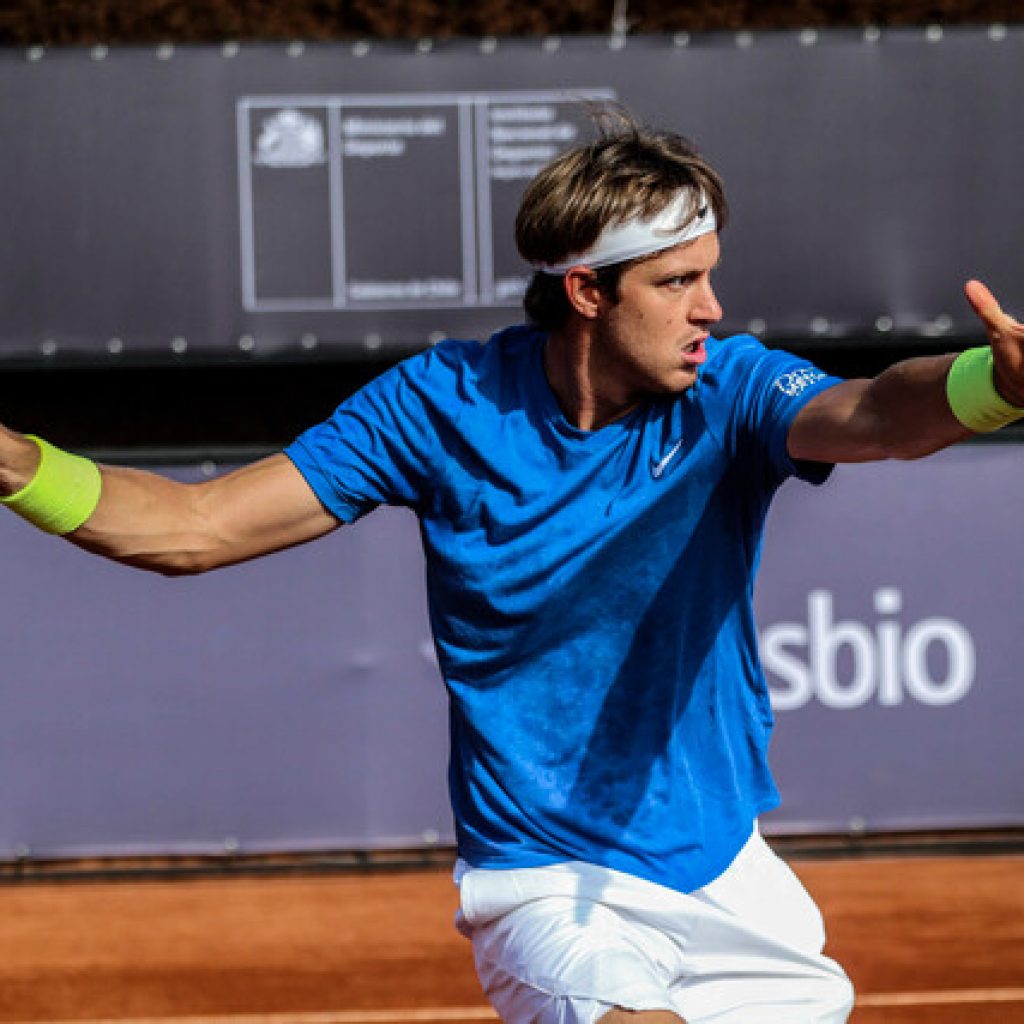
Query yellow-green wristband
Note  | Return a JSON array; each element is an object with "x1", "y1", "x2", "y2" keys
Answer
[
  {"x1": 946, "y1": 347, "x2": 1024, "y2": 433},
  {"x1": 0, "y1": 436, "x2": 102, "y2": 534}
]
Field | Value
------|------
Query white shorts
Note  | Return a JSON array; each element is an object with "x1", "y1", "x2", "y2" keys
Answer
[{"x1": 454, "y1": 828, "x2": 854, "y2": 1024}]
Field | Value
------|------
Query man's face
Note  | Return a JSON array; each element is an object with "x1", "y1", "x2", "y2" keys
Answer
[{"x1": 590, "y1": 231, "x2": 723, "y2": 403}]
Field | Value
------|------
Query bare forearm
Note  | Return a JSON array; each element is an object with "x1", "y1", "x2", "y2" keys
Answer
[
  {"x1": 789, "y1": 354, "x2": 972, "y2": 465},
  {"x1": 0, "y1": 430, "x2": 232, "y2": 574},
  {"x1": 1, "y1": 428, "x2": 338, "y2": 574},
  {"x1": 75, "y1": 457, "x2": 338, "y2": 574},
  {"x1": 860, "y1": 353, "x2": 972, "y2": 460},
  {"x1": 69, "y1": 464, "x2": 222, "y2": 575}
]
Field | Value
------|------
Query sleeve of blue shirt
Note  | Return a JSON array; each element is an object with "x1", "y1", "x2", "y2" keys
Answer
[
  {"x1": 284, "y1": 346, "x2": 452, "y2": 523},
  {"x1": 699, "y1": 334, "x2": 844, "y2": 487}
]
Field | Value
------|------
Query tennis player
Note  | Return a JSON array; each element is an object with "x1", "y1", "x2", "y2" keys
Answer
[{"x1": 3, "y1": 117, "x2": 1023, "y2": 1023}]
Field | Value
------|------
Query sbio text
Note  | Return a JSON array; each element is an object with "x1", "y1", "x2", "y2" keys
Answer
[{"x1": 760, "y1": 588, "x2": 975, "y2": 711}]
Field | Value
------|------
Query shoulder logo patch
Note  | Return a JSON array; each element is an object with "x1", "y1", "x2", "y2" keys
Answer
[{"x1": 774, "y1": 368, "x2": 826, "y2": 398}]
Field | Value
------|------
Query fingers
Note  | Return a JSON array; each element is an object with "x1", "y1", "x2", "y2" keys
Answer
[
  {"x1": 963, "y1": 280, "x2": 1024, "y2": 344},
  {"x1": 964, "y1": 279, "x2": 1001, "y2": 325},
  {"x1": 964, "y1": 281, "x2": 1024, "y2": 406}
]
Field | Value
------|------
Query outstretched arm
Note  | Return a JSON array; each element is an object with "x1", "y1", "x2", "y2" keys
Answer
[
  {"x1": 788, "y1": 280, "x2": 1024, "y2": 464},
  {"x1": 0, "y1": 428, "x2": 339, "y2": 575}
]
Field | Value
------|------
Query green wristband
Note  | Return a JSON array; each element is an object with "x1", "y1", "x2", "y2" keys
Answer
[
  {"x1": 0, "y1": 435, "x2": 102, "y2": 534},
  {"x1": 946, "y1": 347, "x2": 1024, "y2": 433}
]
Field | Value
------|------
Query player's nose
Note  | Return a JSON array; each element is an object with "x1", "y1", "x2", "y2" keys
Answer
[{"x1": 692, "y1": 280, "x2": 723, "y2": 325}]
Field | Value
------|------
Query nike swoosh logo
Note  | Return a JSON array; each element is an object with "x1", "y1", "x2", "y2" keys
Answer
[{"x1": 650, "y1": 438, "x2": 684, "y2": 479}]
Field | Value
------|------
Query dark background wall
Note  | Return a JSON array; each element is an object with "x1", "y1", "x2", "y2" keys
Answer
[
  {"x1": 1, "y1": 1, "x2": 1020, "y2": 451},
  {"x1": 1, "y1": 1, "x2": 1022, "y2": 44}
]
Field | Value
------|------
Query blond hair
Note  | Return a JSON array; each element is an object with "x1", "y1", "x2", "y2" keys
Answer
[{"x1": 515, "y1": 112, "x2": 727, "y2": 329}]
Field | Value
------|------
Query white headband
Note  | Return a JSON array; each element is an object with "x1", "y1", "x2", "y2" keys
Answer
[{"x1": 536, "y1": 190, "x2": 717, "y2": 275}]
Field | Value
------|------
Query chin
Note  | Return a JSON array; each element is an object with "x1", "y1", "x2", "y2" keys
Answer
[{"x1": 659, "y1": 369, "x2": 699, "y2": 394}]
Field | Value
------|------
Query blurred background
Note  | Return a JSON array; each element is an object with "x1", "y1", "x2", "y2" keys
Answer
[{"x1": 2, "y1": 0, "x2": 1023, "y2": 448}]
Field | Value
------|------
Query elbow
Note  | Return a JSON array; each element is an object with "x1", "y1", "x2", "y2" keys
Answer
[
  {"x1": 114, "y1": 541, "x2": 227, "y2": 578},
  {"x1": 867, "y1": 445, "x2": 933, "y2": 464},
  {"x1": 152, "y1": 556, "x2": 214, "y2": 578},
  {"x1": 828, "y1": 435, "x2": 946, "y2": 464},
  {"x1": 885, "y1": 445, "x2": 928, "y2": 463},
  {"x1": 121, "y1": 553, "x2": 215, "y2": 577},
  {"x1": 886, "y1": 436, "x2": 956, "y2": 462},
  {"x1": 867, "y1": 417, "x2": 965, "y2": 463}
]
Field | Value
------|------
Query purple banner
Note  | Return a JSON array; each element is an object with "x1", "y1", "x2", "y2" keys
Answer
[
  {"x1": 0, "y1": 445, "x2": 1021, "y2": 860},
  {"x1": 758, "y1": 443, "x2": 1024, "y2": 834},
  {"x1": 0, "y1": 470, "x2": 451, "y2": 860}
]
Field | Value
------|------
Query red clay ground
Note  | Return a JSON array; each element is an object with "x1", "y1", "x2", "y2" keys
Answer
[{"x1": 0, "y1": 855, "x2": 1020, "y2": 1023}]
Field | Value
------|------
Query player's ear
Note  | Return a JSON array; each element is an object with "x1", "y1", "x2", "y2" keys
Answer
[{"x1": 563, "y1": 267, "x2": 603, "y2": 320}]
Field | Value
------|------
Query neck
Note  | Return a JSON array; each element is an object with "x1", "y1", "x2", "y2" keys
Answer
[{"x1": 543, "y1": 324, "x2": 636, "y2": 432}]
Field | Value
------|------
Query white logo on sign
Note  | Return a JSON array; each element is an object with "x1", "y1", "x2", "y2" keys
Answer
[
  {"x1": 774, "y1": 368, "x2": 826, "y2": 398},
  {"x1": 254, "y1": 109, "x2": 326, "y2": 168},
  {"x1": 760, "y1": 588, "x2": 976, "y2": 711}
]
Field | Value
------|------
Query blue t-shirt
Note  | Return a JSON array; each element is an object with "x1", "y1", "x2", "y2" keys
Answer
[{"x1": 286, "y1": 325, "x2": 840, "y2": 893}]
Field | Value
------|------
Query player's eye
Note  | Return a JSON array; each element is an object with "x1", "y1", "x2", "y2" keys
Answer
[{"x1": 663, "y1": 273, "x2": 696, "y2": 288}]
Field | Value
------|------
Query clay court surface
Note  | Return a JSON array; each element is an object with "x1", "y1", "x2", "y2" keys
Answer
[{"x1": 0, "y1": 853, "x2": 1021, "y2": 1024}]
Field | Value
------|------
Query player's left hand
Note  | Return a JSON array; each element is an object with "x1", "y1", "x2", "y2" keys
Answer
[{"x1": 964, "y1": 279, "x2": 1024, "y2": 407}]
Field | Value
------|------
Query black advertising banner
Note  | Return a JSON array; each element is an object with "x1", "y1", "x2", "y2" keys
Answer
[{"x1": 0, "y1": 27, "x2": 1022, "y2": 362}]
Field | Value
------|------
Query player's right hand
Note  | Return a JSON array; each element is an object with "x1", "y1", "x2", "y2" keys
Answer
[
  {"x1": 964, "y1": 280, "x2": 1024, "y2": 408},
  {"x1": 0, "y1": 426, "x2": 42, "y2": 499}
]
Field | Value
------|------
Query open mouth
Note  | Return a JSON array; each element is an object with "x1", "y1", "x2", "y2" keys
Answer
[{"x1": 682, "y1": 336, "x2": 708, "y2": 364}]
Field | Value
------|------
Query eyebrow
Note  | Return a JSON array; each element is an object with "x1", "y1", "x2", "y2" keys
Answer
[{"x1": 654, "y1": 257, "x2": 721, "y2": 280}]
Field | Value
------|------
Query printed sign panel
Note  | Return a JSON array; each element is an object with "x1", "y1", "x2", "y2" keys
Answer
[
  {"x1": 0, "y1": 29, "x2": 1022, "y2": 360},
  {"x1": 0, "y1": 445, "x2": 1020, "y2": 859},
  {"x1": 238, "y1": 94, "x2": 608, "y2": 313}
]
